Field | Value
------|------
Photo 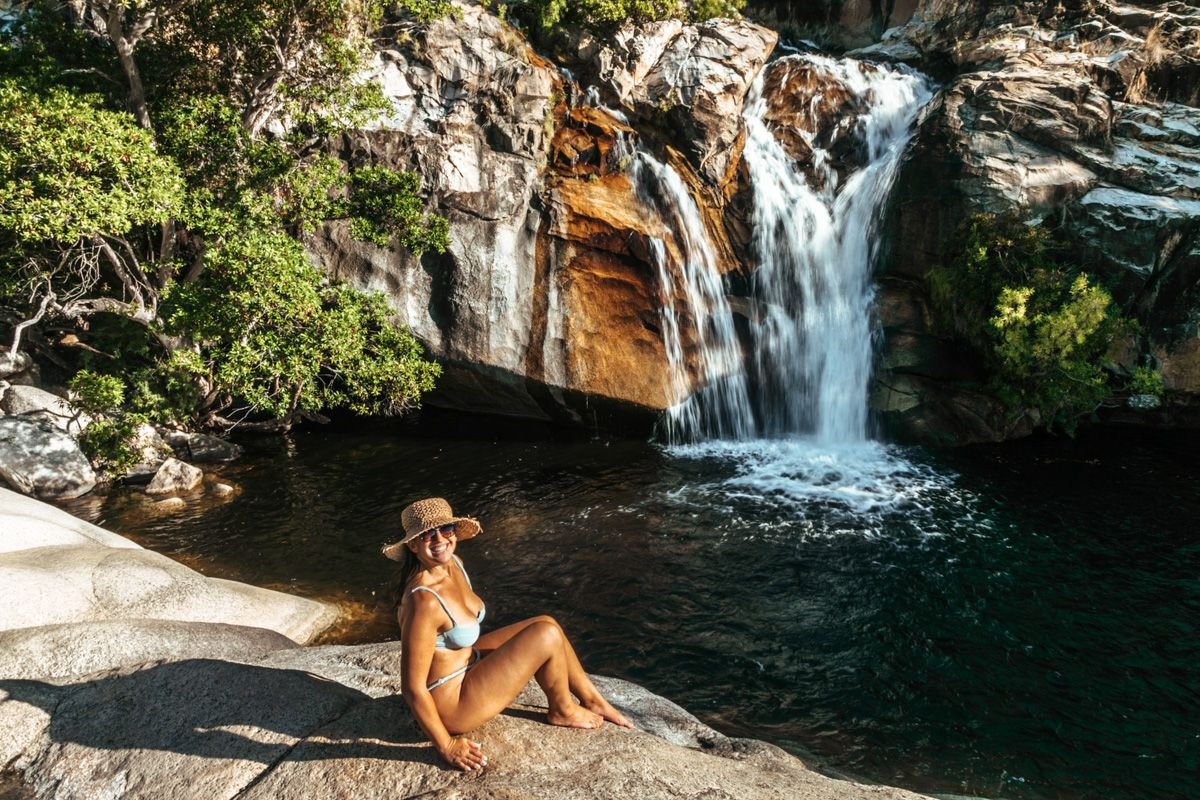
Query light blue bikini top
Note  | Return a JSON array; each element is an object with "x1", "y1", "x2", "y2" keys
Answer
[{"x1": 409, "y1": 557, "x2": 485, "y2": 650}]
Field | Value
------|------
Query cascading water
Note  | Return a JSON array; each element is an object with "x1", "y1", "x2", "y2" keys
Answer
[
  {"x1": 627, "y1": 146, "x2": 755, "y2": 442},
  {"x1": 740, "y1": 54, "x2": 933, "y2": 444},
  {"x1": 649, "y1": 54, "x2": 936, "y2": 513}
]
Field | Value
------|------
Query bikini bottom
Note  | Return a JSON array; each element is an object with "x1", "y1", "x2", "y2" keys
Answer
[{"x1": 427, "y1": 650, "x2": 479, "y2": 691}]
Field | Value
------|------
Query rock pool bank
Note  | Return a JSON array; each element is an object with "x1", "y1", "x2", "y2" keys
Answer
[{"x1": 0, "y1": 488, "x2": 932, "y2": 800}]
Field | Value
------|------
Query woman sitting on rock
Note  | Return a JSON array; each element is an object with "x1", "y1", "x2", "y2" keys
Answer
[{"x1": 384, "y1": 497, "x2": 633, "y2": 772}]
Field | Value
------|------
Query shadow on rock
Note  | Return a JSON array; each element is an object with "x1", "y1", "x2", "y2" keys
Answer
[{"x1": 0, "y1": 658, "x2": 432, "y2": 767}]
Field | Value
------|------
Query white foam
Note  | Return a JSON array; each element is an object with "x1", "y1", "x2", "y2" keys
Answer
[{"x1": 662, "y1": 438, "x2": 986, "y2": 543}]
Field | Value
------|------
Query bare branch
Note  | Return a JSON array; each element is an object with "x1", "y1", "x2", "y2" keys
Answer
[{"x1": 9, "y1": 279, "x2": 54, "y2": 357}]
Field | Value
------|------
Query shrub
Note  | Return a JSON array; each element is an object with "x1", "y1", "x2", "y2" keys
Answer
[
  {"x1": 1129, "y1": 365, "x2": 1165, "y2": 398},
  {"x1": 928, "y1": 213, "x2": 1129, "y2": 431},
  {"x1": 77, "y1": 416, "x2": 145, "y2": 475},
  {"x1": 69, "y1": 369, "x2": 145, "y2": 475}
]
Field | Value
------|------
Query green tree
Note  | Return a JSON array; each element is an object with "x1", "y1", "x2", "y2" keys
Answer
[
  {"x1": 1, "y1": 2, "x2": 448, "y2": 432},
  {"x1": 514, "y1": 0, "x2": 743, "y2": 35},
  {"x1": 929, "y1": 213, "x2": 1128, "y2": 430},
  {"x1": 0, "y1": 79, "x2": 184, "y2": 353}
]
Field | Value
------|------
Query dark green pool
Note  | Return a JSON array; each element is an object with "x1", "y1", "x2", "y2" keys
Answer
[{"x1": 69, "y1": 414, "x2": 1200, "y2": 800}]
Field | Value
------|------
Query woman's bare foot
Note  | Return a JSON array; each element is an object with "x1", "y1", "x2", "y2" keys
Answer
[
  {"x1": 547, "y1": 703, "x2": 604, "y2": 729},
  {"x1": 584, "y1": 698, "x2": 634, "y2": 729}
]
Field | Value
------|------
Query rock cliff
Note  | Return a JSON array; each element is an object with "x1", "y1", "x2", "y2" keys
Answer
[
  {"x1": 864, "y1": 0, "x2": 1200, "y2": 442},
  {"x1": 307, "y1": 0, "x2": 1200, "y2": 444},
  {"x1": 308, "y1": 5, "x2": 776, "y2": 431}
]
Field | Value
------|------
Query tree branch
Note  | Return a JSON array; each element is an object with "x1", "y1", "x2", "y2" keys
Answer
[{"x1": 9, "y1": 280, "x2": 54, "y2": 357}]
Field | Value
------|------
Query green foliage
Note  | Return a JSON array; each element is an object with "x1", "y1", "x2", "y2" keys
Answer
[
  {"x1": 69, "y1": 369, "x2": 145, "y2": 475},
  {"x1": 0, "y1": 80, "x2": 183, "y2": 246},
  {"x1": 395, "y1": 0, "x2": 460, "y2": 24},
  {"x1": 347, "y1": 167, "x2": 450, "y2": 253},
  {"x1": 312, "y1": 285, "x2": 442, "y2": 415},
  {"x1": 1, "y1": 2, "x2": 446, "y2": 430},
  {"x1": 78, "y1": 416, "x2": 145, "y2": 476},
  {"x1": 142, "y1": 0, "x2": 390, "y2": 135},
  {"x1": 164, "y1": 231, "x2": 439, "y2": 420},
  {"x1": 67, "y1": 370, "x2": 125, "y2": 416},
  {"x1": 686, "y1": 0, "x2": 746, "y2": 22},
  {"x1": 929, "y1": 213, "x2": 1128, "y2": 430},
  {"x1": 1129, "y1": 365, "x2": 1165, "y2": 398},
  {"x1": 514, "y1": 0, "x2": 741, "y2": 34}
]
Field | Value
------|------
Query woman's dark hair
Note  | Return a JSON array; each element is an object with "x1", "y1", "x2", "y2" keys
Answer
[{"x1": 391, "y1": 546, "x2": 422, "y2": 615}]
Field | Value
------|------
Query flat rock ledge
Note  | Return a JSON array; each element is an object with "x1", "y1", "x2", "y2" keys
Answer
[{"x1": 0, "y1": 489, "x2": 931, "y2": 800}]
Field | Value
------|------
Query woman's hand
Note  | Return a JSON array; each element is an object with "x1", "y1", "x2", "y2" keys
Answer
[{"x1": 440, "y1": 736, "x2": 487, "y2": 772}]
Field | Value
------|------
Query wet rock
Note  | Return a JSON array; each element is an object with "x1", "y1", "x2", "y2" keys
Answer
[
  {"x1": 209, "y1": 482, "x2": 236, "y2": 497},
  {"x1": 0, "y1": 385, "x2": 89, "y2": 434},
  {"x1": 163, "y1": 431, "x2": 243, "y2": 463},
  {"x1": 0, "y1": 417, "x2": 96, "y2": 499},
  {"x1": 150, "y1": 496, "x2": 187, "y2": 513},
  {"x1": 145, "y1": 457, "x2": 203, "y2": 495}
]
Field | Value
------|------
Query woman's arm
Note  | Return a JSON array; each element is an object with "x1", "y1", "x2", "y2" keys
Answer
[{"x1": 399, "y1": 593, "x2": 486, "y2": 771}]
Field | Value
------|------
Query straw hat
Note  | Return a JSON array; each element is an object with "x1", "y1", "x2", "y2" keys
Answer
[{"x1": 381, "y1": 497, "x2": 482, "y2": 561}]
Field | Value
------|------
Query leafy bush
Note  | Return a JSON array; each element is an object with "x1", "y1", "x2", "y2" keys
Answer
[
  {"x1": 1129, "y1": 365, "x2": 1165, "y2": 398},
  {"x1": 67, "y1": 370, "x2": 125, "y2": 416},
  {"x1": 77, "y1": 416, "x2": 145, "y2": 476},
  {"x1": 69, "y1": 369, "x2": 145, "y2": 475},
  {"x1": 929, "y1": 213, "x2": 1129, "y2": 430},
  {"x1": 163, "y1": 231, "x2": 440, "y2": 422},
  {"x1": 347, "y1": 167, "x2": 450, "y2": 253}
]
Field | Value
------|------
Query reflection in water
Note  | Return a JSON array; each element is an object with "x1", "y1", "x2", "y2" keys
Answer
[{"x1": 67, "y1": 417, "x2": 1200, "y2": 800}]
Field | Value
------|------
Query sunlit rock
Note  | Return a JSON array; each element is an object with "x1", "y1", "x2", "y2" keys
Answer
[
  {"x1": 0, "y1": 385, "x2": 89, "y2": 434},
  {"x1": 0, "y1": 417, "x2": 95, "y2": 499},
  {"x1": 145, "y1": 457, "x2": 203, "y2": 496}
]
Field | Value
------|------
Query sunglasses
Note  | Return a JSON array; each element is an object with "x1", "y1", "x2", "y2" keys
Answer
[{"x1": 418, "y1": 523, "x2": 457, "y2": 542}]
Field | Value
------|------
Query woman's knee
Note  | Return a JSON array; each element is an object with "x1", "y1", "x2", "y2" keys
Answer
[
  {"x1": 532, "y1": 614, "x2": 560, "y2": 629},
  {"x1": 526, "y1": 619, "x2": 563, "y2": 652}
]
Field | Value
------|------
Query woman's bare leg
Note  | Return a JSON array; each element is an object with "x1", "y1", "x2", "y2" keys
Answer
[
  {"x1": 476, "y1": 616, "x2": 632, "y2": 728},
  {"x1": 440, "y1": 620, "x2": 602, "y2": 733}
]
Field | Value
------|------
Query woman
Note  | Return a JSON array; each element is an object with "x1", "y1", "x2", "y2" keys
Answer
[{"x1": 384, "y1": 497, "x2": 633, "y2": 772}]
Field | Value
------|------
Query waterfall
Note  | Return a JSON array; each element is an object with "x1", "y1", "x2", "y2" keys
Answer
[
  {"x1": 640, "y1": 54, "x2": 931, "y2": 446},
  {"x1": 741, "y1": 54, "x2": 933, "y2": 444},
  {"x1": 628, "y1": 147, "x2": 756, "y2": 442}
]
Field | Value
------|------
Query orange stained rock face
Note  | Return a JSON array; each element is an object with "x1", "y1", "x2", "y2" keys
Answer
[
  {"x1": 555, "y1": 243, "x2": 687, "y2": 410},
  {"x1": 551, "y1": 105, "x2": 637, "y2": 177},
  {"x1": 548, "y1": 172, "x2": 674, "y2": 261}
]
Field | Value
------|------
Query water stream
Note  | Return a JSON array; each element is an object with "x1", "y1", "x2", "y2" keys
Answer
[
  {"x1": 741, "y1": 55, "x2": 933, "y2": 442},
  {"x1": 642, "y1": 54, "x2": 932, "y2": 445}
]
